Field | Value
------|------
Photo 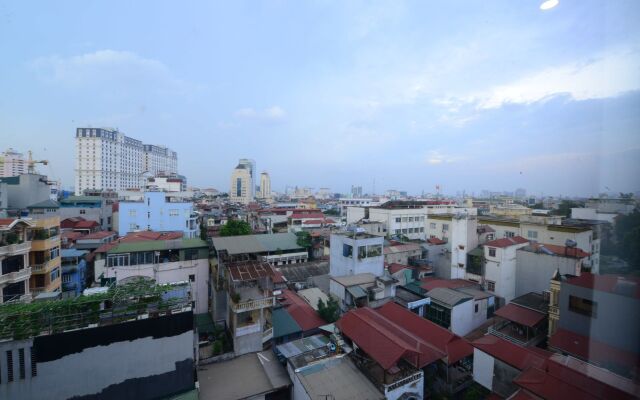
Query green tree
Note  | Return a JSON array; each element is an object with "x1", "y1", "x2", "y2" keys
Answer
[
  {"x1": 317, "y1": 297, "x2": 340, "y2": 323},
  {"x1": 296, "y1": 231, "x2": 313, "y2": 259},
  {"x1": 220, "y1": 219, "x2": 252, "y2": 237},
  {"x1": 552, "y1": 200, "x2": 582, "y2": 217}
]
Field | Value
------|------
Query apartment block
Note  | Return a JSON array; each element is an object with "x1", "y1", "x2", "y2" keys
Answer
[
  {"x1": 75, "y1": 128, "x2": 178, "y2": 194},
  {"x1": 0, "y1": 218, "x2": 33, "y2": 304},
  {"x1": 27, "y1": 201, "x2": 61, "y2": 297}
]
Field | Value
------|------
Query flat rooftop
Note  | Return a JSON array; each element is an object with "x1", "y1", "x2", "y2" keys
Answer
[
  {"x1": 212, "y1": 232, "x2": 302, "y2": 255},
  {"x1": 294, "y1": 355, "x2": 384, "y2": 400},
  {"x1": 198, "y1": 351, "x2": 290, "y2": 400}
]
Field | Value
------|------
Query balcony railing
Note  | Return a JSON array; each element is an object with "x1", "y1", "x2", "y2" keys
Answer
[
  {"x1": 31, "y1": 260, "x2": 56, "y2": 273},
  {"x1": 262, "y1": 327, "x2": 274, "y2": 343},
  {"x1": 231, "y1": 297, "x2": 275, "y2": 313},
  {"x1": 235, "y1": 322, "x2": 262, "y2": 337},
  {"x1": 0, "y1": 241, "x2": 32, "y2": 256},
  {"x1": 0, "y1": 267, "x2": 31, "y2": 285}
]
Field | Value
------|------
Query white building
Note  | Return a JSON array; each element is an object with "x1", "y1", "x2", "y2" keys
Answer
[
  {"x1": 145, "y1": 174, "x2": 187, "y2": 192},
  {"x1": 483, "y1": 236, "x2": 529, "y2": 304},
  {"x1": 449, "y1": 213, "x2": 479, "y2": 279},
  {"x1": 329, "y1": 231, "x2": 384, "y2": 278},
  {"x1": 230, "y1": 163, "x2": 253, "y2": 204},
  {"x1": 75, "y1": 128, "x2": 178, "y2": 194},
  {"x1": 238, "y1": 158, "x2": 256, "y2": 199},
  {"x1": 98, "y1": 238, "x2": 210, "y2": 313},
  {"x1": 0, "y1": 148, "x2": 27, "y2": 177},
  {"x1": 142, "y1": 144, "x2": 178, "y2": 176},
  {"x1": 259, "y1": 172, "x2": 271, "y2": 200}
]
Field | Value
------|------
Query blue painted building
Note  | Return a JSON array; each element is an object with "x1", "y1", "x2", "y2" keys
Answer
[
  {"x1": 115, "y1": 191, "x2": 199, "y2": 238},
  {"x1": 61, "y1": 249, "x2": 87, "y2": 298}
]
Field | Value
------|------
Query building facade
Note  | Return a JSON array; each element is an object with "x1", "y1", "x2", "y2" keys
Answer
[
  {"x1": 115, "y1": 192, "x2": 198, "y2": 238},
  {"x1": 75, "y1": 128, "x2": 178, "y2": 194},
  {"x1": 0, "y1": 218, "x2": 33, "y2": 303},
  {"x1": 259, "y1": 172, "x2": 271, "y2": 200},
  {"x1": 0, "y1": 148, "x2": 27, "y2": 178},
  {"x1": 230, "y1": 163, "x2": 252, "y2": 204},
  {"x1": 27, "y1": 203, "x2": 62, "y2": 297}
]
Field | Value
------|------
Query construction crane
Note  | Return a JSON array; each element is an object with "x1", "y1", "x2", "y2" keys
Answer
[{"x1": 27, "y1": 150, "x2": 48, "y2": 174}]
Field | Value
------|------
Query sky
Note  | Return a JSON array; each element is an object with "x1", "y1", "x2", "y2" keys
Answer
[{"x1": 1, "y1": 0, "x2": 639, "y2": 197}]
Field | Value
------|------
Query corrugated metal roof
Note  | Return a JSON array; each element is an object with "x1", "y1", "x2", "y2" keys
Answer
[
  {"x1": 428, "y1": 287, "x2": 472, "y2": 307},
  {"x1": 273, "y1": 307, "x2": 302, "y2": 338},
  {"x1": 346, "y1": 285, "x2": 368, "y2": 299},
  {"x1": 276, "y1": 334, "x2": 329, "y2": 359},
  {"x1": 212, "y1": 232, "x2": 302, "y2": 255}
]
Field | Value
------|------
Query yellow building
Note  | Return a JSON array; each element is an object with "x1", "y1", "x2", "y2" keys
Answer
[{"x1": 27, "y1": 200, "x2": 62, "y2": 296}]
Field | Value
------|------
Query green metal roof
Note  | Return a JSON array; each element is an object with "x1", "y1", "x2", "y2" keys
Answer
[
  {"x1": 107, "y1": 238, "x2": 208, "y2": 254},
  {"x1": 468, "y1": 247, "x2": 484, "y2": 257},
  {"x1": 273, "y1": 307, "x2": 302, "y2": 338},
  {"x1": 27, "y1": 199, "x2": 60, "y2": 209},
  {"x1": 211, "y1": 232, "x2": 303, "y2": 255},
  {"x1": 60, "y1": 196, "x2": 102, "y2": 204}
]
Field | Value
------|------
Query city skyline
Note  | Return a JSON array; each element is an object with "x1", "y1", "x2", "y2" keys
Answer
[{"x1": 1, "y1": 1, "x2": 639, "y2": 196}]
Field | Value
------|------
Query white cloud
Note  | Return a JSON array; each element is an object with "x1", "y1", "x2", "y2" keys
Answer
[
  {"x1": 30, "y1": 49, "x2": 191, "y2": 93},
  {"x1": 426, "y1": 150, "x2": 464, "y2": 165},
  {"x1": 466, "y1": 48, "x2": 640, "y2": 109},
  {"x1": 234, "y1": 106, "x2": 286, "y2": 121}
]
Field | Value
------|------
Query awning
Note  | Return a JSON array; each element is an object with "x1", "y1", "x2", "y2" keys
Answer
[
  {"x1": 494, "y1": 303, "x2": 545, "y2": 327},
  {"x1": 347, "y1": 285, "x2": 368, "y2": 299},
  {"x1": 467, "y1": 247, "x2": 484, "y2": 257}
]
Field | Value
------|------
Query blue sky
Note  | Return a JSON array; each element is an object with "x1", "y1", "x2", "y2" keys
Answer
[{"x1": 1, "y1": 0, "x2": 639, "y2": 196}]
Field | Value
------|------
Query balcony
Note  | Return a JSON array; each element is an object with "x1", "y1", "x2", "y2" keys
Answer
[
  {"x1": 31, "y1": 259, "x2": 58, "y2": 274},
  {"x1": 30, "y1": 236, "x2": 61, "y2": 251},
  {"x1": 262, "y1": 327, "x2": 274, "y2": 343},
  {"x1": 0, "y1": 241, "x2": 32, "y2": 256},
  {"x1": 235, "y1": 322, "x2": 262, "y2": 337},
  {"x1": 0, "y1": 267, "x2": 31, "y2": 285},
  {"x1": 230, "y1": 297, "x2": 275, "y2": 313}
]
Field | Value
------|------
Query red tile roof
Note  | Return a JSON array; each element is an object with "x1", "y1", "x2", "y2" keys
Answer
[
  {"x1": 0, "y1": 218, "x2": 16, "y2": 227},
  {"x1": 484, "y1": 236, "x2": 528, "y2": 248},
  {"x1": 387, "y1": 263, "x2": 411, "y2": 275},
  {"x1": 280, "y1": 290, "x2": 325, "y2": 331},
  {"x1": 420, "y1": 278, "x2": 476, "y2": 292},
  {"x1": 508, "y1": 391, "x2": 536, "y2": 400},
  {"x1": 513, "y1": 354, "x2": 640, "y2": 400},
  {"x1": 472, "y1": 335, "x2": 551, "y2": 371},
  {"x1": 74, "y1": 220, "x2": 100, "y2": 229},
  {"x1": 324, "y1": 218, "x2": 336, "y2": 224},
  {"x1": 302, "y1": 219, "x2": 324, "y2": 225},
  {"x1": 530, "y1": 243, "x2": 590, "y2": 259},
  {"x1": 494, "y1": 303, "x2": 546, "y2": 328},
  {"x1": 337, "y1": 302, "x2": 472, "y2": 371},
  {"x1": 62, "y1": 231, "x2": 84, "y2": 241},
  {"x1": 79, "y1": 231, "x2": 116, "y2": 240},
  {"x1": 427, "y1": 237, "x2": 446, "y2": 245},
  {"x1": 549, "y1": 329, "x2": 640, "y2": 370},
  {"x1": 290, "y1": 212, "x2": 325, "y2": 220},
  {"x1": 564, "y1": 273, "x2": 640, "y2": 299}
]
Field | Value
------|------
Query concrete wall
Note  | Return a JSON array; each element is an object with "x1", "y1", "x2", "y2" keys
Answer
[
  {"x1": 117, "y1": 192, "x2": 197, "y2": 238},
  {"x1": 484, "y1": 243, "x2": 527, "y2": 303},
  {"x1": 515, "y1": 250, "x2": 581, "y2": 297},
  {"x1": 346, "y1": 207, "x2": 366, "y2": 224},
  {"x1": 472, "y1": 348, "x2": 494, "y2": 391},
  {"x1": 3, "y1": 174, "x2": 51, "y2": 209},
  {"x1": 450, "y1": 300, "x2": 475, "y2": 336},
  {"x1": 0, "y1": 312, "x2": 194, "y2": 400},
  {"x1": 449, "y1": 215, "x2": 478, "y2": 279},
  {"x1": 329, "y1": 234, "x2": 384, "y2": 277},
  {"x1": 558, "y1": 281, "x2": 640, "y2": 354},
  {"x1": 104, "y1": 258, "x2": 209, "y2": 313}
]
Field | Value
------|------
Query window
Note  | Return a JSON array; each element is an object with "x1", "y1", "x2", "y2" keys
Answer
[
  {"x1": 184, "y1": 248, "x2": 199, "y2": 260},
  {"x1": 50, "y1": 267, "x2": 60, "y2": 282},
  {"x1": 366, "y1": 244, "x2": 382, "y2": 257},
  {"x1": 395, "y1": 229, "x2": 401, "y2": 234},
  {"x1": 6, "y1": 350, "x2": 13, "y2": 382},
  {"x1": 505, "y1": 231, "x2": 515, "y2": 238},
  {"x1": 358, "y1": 246, "x2": 367, "y2": 259},
  {"x1": 395, "y1": 217, "x2": 401, "y2": 223},
  {"x1": 408, "y1": 217, "x2": 413, "y2": 222},
  {"x1": 527, "y1": 230, "x2": 538, "y2": 239},
  {"x1": 129, "y1": 223, "x2": 137, "y2": 230},
  {"x1": 79, "y1": 209, "x2": 86, "y2": 214},
  {"x1": 169, "y1": 209, "x2": 179, "y2": 216},
  {"x1": 475, "y1": 304, "x2": 479, "y2": 313},
  {"x1": 31, "y1": 347, "x2": 37, "y2": 377},
  {"x1": 486, "y1": 233, "x2": 494, "y2": 241},
  {"x1": 18, "y1": 348, "x2": 25, "y2": 380},
  {"x1": 129, "y1": 209, "x2": 137, "y2": 216},
  {"x1": 342, "y1": 244, "x2": 353, "y2": 258},
  {"x1": 420, "y1": 227, "x2": 424, "y2": 232},
  {"x1": 49, "y1": 246, "x2": 59, "y2": 260},
  {"x1": 189, "y1": 274, "x2": 195, "y2": 282},
  {"x1": 402, "y1": 229, "x2": 408, "y2": 234},
  {"x1": 488, "y1": 247, "x2": 496, "y2": 257},
  {"x1": 569, "y1": 295, "x2": 597, "y2": 317},
  {"x1": 487, "y1": 281, "x2": 495, "y2": 292},
  {"x1": 442, "y1": 224, "x2": 449, "y2": 231},
  {"x1": 430, "y1": 223, "x2": 436, "y2": 229}
]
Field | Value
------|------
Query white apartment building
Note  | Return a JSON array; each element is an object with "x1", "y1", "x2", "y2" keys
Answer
[
  {"x1": 483, "y1": 236, "x2": 529, "y2": 304},
  {"x1": 75, "y1": 128, "x2": 178, "y2": 194},
  {"x1": 230, "y1": 163, "x2": 252, "y2": 204},
  {"x1": 259, "y1": 172, "x2": 271, "y2": 200},
  {"x1": 142, "y1": 144, "x2": 178, "y2": 176},
  {"x1": 0, "y1": 148, "x2": 26, "y2": 177},
  {"x1": 238, "y1": 158, "x2": 256, "y2": 199}
]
